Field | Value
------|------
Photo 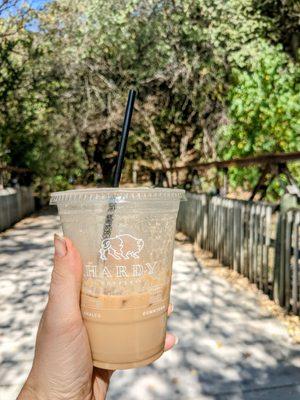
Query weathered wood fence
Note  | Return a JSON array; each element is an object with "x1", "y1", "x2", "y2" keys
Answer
[
  {"x1": 0, "y1": 187, "x2": 35, "y2": 232},
  {"x1": 177, "y1": 193, "x2": 300, "y2": 315}
]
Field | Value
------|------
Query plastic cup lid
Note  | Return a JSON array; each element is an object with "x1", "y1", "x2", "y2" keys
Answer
[{"x1": 50, "y1": 187, "x2": 186, "y2": 205}]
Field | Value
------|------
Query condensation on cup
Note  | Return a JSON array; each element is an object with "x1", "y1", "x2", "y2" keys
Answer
[{"x1": 50, "y1": 187, "x2": 185, "y2": 369}]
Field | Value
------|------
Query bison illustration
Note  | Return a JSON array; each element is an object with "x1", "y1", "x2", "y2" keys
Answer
[{"x1": 99, "y1": 234, "x2": 144, "y2": 261}]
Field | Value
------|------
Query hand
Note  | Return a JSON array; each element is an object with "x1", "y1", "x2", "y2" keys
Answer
[{"x1": 18, "y1": 235, "x2": 178, "y2": 400}]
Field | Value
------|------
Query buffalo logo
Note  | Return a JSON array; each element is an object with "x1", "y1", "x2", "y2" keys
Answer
[{"x1": 99, "y1": 234, "x2": 144, "y2": 261}]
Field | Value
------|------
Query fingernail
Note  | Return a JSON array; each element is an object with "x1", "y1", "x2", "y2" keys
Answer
[
  {"x1": 54, "y1": 234, "x2": 67, "y2": 257},
  {"x1": 169, "y1": 303, "x2": 174, "y2": 313},
  {"x1": 174, "y1": 336, "x2": 179, "y2": 346}
]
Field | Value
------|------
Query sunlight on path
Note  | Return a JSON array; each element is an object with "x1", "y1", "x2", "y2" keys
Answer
[{"x1": 1, "y1": 212, "x2": 300, "y2": 399}]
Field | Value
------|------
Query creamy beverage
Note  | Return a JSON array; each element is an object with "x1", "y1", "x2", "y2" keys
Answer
[
  {"x1": 81, "y1": 285, "x2": 169, "y2": 368},
  {"x1": 50, "y1": 188, "x2": 184, "y2": 369}
]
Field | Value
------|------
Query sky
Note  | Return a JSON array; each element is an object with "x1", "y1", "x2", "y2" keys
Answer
[
  {"x1": 2, "y1": 0, "x2": 50, "y2": 30},
  {"x1": 27, "y1": 0, "x2": 48, "y2": 9},
  {"x1": 4, "y1": 0, "x2": 49, "y2": 15},
  {"x1": 20, "y1": 0, "x2": 48, "y2": 10}
]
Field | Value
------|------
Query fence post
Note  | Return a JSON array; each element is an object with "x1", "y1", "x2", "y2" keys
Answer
[
  {"x1": 263, "y1": 206, "x2": 272, "y2": 294},
  {"x1": 248, "y1": 204, "x2": 254, "y2": 282},
  {"x1": 258, "y1": 205, "x2": 265, "y2": 290},
  {"x1": 284, "y1": 210, "x2": 293, "y2": 310},
  {"x1": 240, "y1": 203, "x2": 245, "y2": 275},
  {"x1": 274, "y1": 194, "x2": 298, "y2": 306},
  {"x1": 292, "y1": 212, "x2": 299, "y2": 314}
]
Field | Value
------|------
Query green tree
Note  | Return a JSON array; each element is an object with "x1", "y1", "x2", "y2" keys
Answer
[
  {"x1": 0, "y1": 2, "x2": 87, "y2": 193},
  {"x1": 0, "y1": 0, "x2": 299, "y2": 197},
  {"x1": 218, "y1": 41, "x2": 300, "y2": 197}
]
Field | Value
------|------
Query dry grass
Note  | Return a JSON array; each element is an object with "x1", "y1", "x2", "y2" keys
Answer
[{"x1": 175, "y1": 232, "x2": 300, "y2": 344}]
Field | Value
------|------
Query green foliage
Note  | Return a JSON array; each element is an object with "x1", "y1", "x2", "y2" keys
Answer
[
  {"x1": 218, "y1": 41, "x2": 300, "y2": 197},
  {"x1": 0, "y1": 4, "x2": 87, "y2": 193},
  {"x1": 0, "y1": 0, "x2": 299, "y2": 198}
]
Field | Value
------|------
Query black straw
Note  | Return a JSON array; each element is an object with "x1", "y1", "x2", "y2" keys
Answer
[
  {"x1": 113, "y1": 89, "x2": 136, "y2": 187},
  {"x1": 101, "y1": 90, "x2": 136, "y2": 245}
]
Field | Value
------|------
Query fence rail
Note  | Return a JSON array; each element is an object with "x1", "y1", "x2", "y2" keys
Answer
[
  {"x1": 0, "y1": 187, "x2": 35, "y2": 232},
  {"x1": 177, "y1": 193, "x2": 300, "y2": 315}
]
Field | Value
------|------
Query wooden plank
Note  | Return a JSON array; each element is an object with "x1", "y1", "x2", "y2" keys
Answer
[
  {"x1": 153, "y1": 151, "x2": 300, "y2": 173},
  {"x1": 228, "y1": 200, "x2": 231, "y2": 266},
  {"x1": 227, "y1": 201, "x2": 230, "y2": 266},
  {"x1": 233, "y1": 202, "x2": 237, "y2": 271},
  {"x1": 229, "y1": 200, "x2": 233, "y2": 267},
  {"x1": 185, "y1": 193, "x2": 190, "y2": 235},
  {"x1": 249, "y1": 204, "x2": 255, "y2": 282},
  {"x1": 194, "y1": 195, "x2": 198, "y2": 241},
  {"x1": 210, "y1": 200, "x2": 214, "y2": 253},
  {"x1": 224, "y1": 201, "x2": 229, "y2": 265},
  {"x1": 259, "y1": 206, "x2": 265, "y2": 290},
  {"x1": 181, "y1": 194, "x2": 186, "y2": 235},
  {"x1": 220, "y1": 199, "x2": 224, "y2": 263},
  {"x1": 245, "y1": 204, "x2": 250, "y2": 279},
  {"x1": 231, "y1": 201, "x2": 235, "y2": 269},
  {"x1": 212, "y1": 199, "x2": 216, "y2": 254},
  {"x1": 279, "y1": 213, "x2": 286, "y2": 306},
  {"x1": 238, "y1": 203, "x2": 243, "y2": 273},
  {"x1": 207, "y1": 200, "x2": 211, "y2": 251},
  {"x1": 211, "y1": 197, "x2": 214, "y2": 252},
  {"x1": 216, "y1": 199, "x2": 220, "y2": 258},
  {"x1": 204, "y1": 194, "x2": 208, "y2": 249},
  {"x1": 200, "y1": 195, "x2": 205, "y2": 248},
  {"x1": 212, "y1": 199, "x2": 218, "y2": 258},
  {"x1": 292, "y1": 212, "x2": 300, "y2": 314},
  {"x1": 215, "y1": 199, "x2": 219, "y2": 259},
  {"x1": 222, "y1": 199, "x2": 226, "y2": 264},
  {"x1": 264, "y1": 206, "x2": 272, "y2": 294},
  {"x1": 222, "y1": 199, "x2": 225, "y2": 260},
  {"x1": 189, "y1": 194, "x2": 193, "y2": 236},
  {"x1": 198, "y1": 195, "x2": 203, "y2": 246},
  {"x1": 197, "y1": 195, "x2": 200, "y2": 243},
  {"x1": 229, "y1": 201, "x2": 233, "y2": 269},
  {"x1": 240, "y1": 204, "x2": 245, "y2": 275},
  {"x1": 234, "y1": 202, "x2": 240, "y2": 273},
  {"x1": 203, "y1": 194, "x2": 207, "y2": 248},
  {"x1": 192, "y1": 195, "x2": 196, "y2": 240},
  {"x1": 217, "y1": 198, "x2": 222, "y2": 262},
  {"x1": 284, "y1": 211, "x2": 293, "y2": 310},
  {"x1": 195, "y1": 195, "x2": 200, "y2": 247},
  {"x1": 253, "y1": 205, "x2": 259, "y2": 284}
]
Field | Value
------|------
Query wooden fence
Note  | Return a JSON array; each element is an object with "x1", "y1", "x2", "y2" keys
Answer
[
  {"x1": 177, "y1": 193, "x2": 300, "y2": 315},
  {"x1": 0, "y1": 187, "x2": 35, "y2": 232}
]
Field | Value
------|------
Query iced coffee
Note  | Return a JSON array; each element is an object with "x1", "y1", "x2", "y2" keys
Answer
[{"x1": 50, "y1": 188, "x2": 184, "y2": 369}]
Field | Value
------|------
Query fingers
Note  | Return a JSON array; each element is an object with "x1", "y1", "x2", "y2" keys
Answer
[
  {"x1": 165, "y1": 303, "x2": 178, "y2": 351},
  {"x1": 53, "y1": 235, "x2": 83, "y2": 284},
  {"x1": 167, "y1": 303, "x2": 173, "y2": 316},
  {"x1": 51, "y1": 235, "x2": 83, "y2": 291},
  {"x1": 47, "y1": 235, "x2": 83, "y2": 318},
  {"x1": 164, "y1": 333, "x2": 179, "y2": 352}
]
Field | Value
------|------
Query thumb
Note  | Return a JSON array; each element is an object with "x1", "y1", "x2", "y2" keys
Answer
[{"x1": 47, "y1": 235, "x2": 83, "y2": 318}]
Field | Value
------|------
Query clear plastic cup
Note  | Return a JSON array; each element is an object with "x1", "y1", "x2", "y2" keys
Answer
[{"x1": 50, "y1": 187, "x2": 185, "y2": 369}]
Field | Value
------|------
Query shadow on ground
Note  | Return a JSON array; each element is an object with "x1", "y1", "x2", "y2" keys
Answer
[
  {"x1": 0, "y1": 211, "x2": 300, "y2": 399},
  {"x1": 108, "y1": 244, "x2": 300, "y2": 400},
  {"x1": 0, "y1": 209, "x2": 60, "y2": 398}
]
